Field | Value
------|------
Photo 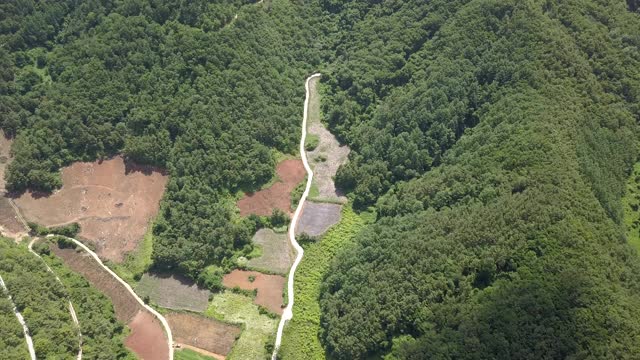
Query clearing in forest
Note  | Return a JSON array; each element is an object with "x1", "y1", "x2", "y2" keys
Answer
[
  {"x1": 136, "y1": 272, "x2": 211, "y2": 312},
  {"x1": 13, "y1": 156, "x2": 168, "y2": 262},
  {"x1": 222, "y1": 270, "x2": 285, "y2": 315},
  {"x1": 0, "y1": 197, "x2": 27, "y2": 238},
  {"x1": 0, "y1": 135, "x2": 13, "y2": 191},
  {"x1": 295, "y1": 202, "x2": 342, "y2": 237},
  {"x1": 206, "y1": 292, "x2": 278, "y2": 360},
  {"x1": 304, "y1": 77, "x2": 350, "y2": 203},
  {"x1": 50, "y1": 241, "x2": 169, "y2": 360},
  {"x1": 167, "y1": 312, "x2": 241, "y2": 357},
  {"x1": 237, "y1": 159, "x2": 305, "y2": 217},
  {"x1": 247, "y1": 228, "x2": 294, "y2": 275}
]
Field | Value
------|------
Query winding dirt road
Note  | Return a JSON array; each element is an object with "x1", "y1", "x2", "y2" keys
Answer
[
  {"x1": 271, "y1": 73, "x2": 321, "y2": 360},
  {"x1": 45, "y1": 234, "x2": 174, "y2": 360}
]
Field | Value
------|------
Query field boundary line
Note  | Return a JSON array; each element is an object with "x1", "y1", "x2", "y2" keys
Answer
[
  {"x1": 46, "y1": 234, "x2": 174, "y2": 360},
  {"x1": 28, "y1": 238, "x2": 83, "y2": 360},
  {"x1": 0, "y1": 274, "x2": 36, "y2": 360},
  {"x1": 271, "y1": 73, "x2": 321, "y2": 360}
]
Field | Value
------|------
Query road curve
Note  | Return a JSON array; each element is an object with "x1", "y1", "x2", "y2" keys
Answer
[
  {"x1": 28, "y1": 238, "x2": 83, "y2": 360},
  {"x1": 0, "y1": 274, "x2": 36, "y2": 360},
  {"x1": 45, "y1": 234, "x2": 174, "y2": 360},
  {"x1": 271, "y1": 73, "x2": 321, "y2": 360}
]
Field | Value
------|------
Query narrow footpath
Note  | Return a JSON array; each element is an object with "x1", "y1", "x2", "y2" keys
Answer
[
  {"x1": 0, "y1": 274, "x2": 36, "y2": 360},
  {"x1": 271, "y1": 73, "x2": 321, "y2": 360}
]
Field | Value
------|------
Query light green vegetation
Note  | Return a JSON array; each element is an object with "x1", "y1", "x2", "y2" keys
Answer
[
  {"x1": 279, "y1": 206, "x2": 365, "y2": 359},
  {"x1": 175, "y1": 348, "x2": 215, "y2": 360},
  {"x1": 111, "y1": 223, "x2": 154, "y2": 285},
  {"x1": 206, "y1": 291, "x2": 277, "y2": 360},
  {"x1": 624, "y1": 162, "x2": 640, "y2": 251},
  {"x1": 305, "y1": 133, "x2": 320, "y2": 151},
  {"x1": 247, "y1": 229, "x2": 292, "y2": 275}
]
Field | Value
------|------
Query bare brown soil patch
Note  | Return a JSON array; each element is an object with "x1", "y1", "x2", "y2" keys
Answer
[
  {"x1": 295, "y1": 202, "x2": 342, "y2": 237},
  {"x1": 247, "y1": 229, "x2": 294, "y2": 275},
  {"x1": 237, "y1": 159, "x2": 305, "y2": 217},
  {"x1": 125, "y1": 311, "x2": 170, "y2": 360},
  {"x1": 50, "y1": 241, "x2": 169, "y2": 359},
  {"x1": 167, "y1": 312, "x2": 241, "y2": 356},
  {"x1": 0, "y1": 197, "x2": 27, "y2": 238},
  {"x1": 13, "y1": 156, "x2": 168, "y2": 262},
  {"x1": 136, "y1": 272, "x2": 210, "y2": 312},
  {"x1": 222, "y1": 270, "x2": 285, "y2": 314}
]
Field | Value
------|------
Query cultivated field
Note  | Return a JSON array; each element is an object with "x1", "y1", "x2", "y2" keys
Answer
[
  {"x1": 237, "y1": 159, "x2": 305, "y2": 217},
  {"x1": 13, "y1": 156, "x2": 168, "y2": 262},
  {"x1": 125, "y1": 311, "x2": 170, "y2": 360},
  {"x1": 296, "y1": 202, "x2": 342, "y2": 237},
  {"x1": 305, "y1": 77, "x2": 350, "y2": 203},
  {"x1": 50, "y1": 241, "x2": 169, "y2": 360},
  {"x1": 167, "y1": 312, "x2": 241, "y2": 357},
  {"x1": 206, "y1": 292, "x2": 278, "y2": 360},
  {"x1": 222, "y1": 270, "x2": 285, "y2": 314},
  {"x1": 247, "y1": 228, "x2": 294, "y2": 275},
  {"x1": 136, "y1": 272, "x2": 211, "y2": 312}
]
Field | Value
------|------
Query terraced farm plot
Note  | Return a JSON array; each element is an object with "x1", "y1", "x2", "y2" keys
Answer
[
  {"x1": 247, "y1": 228, "x2": 294, "y2": 274},
  {"x1": 295, "y1": 202, "x2": 342, "y2": 237},
  {"x1": 50, "y1": 241, "x2": 169, "y2": 360},
  {"x1": 237, "y1": 159, "x2": 305, "y2": 217},
  {"x1": 136, "y1": 272, "x2": 210, "y2": 312},
  {"x1": 167, "y1": 312, "x2": 241, "y2": 357},
  {"x1": 222, "y1": 270, "x2": 285, "y2": 314},
  {"x1": 175, "y1": 347, "x2": 218, "y2": 360},
  {"x1": 206, "y1": 292, "x2": 278, "y2": 360},
  {"x1": 13, "y1": 156, "x2": 168, "y2": 262}
]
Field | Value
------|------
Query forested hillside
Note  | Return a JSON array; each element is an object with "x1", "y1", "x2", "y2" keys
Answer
[
  {"x1": 0, "y1": 0, "x2": 323, "y2": 277},
  {"x1": 319, "y1": 0, "x2": 640, "y2": 358}
]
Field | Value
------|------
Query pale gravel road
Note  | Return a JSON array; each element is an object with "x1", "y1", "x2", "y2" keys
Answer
[
  {"x1": 271, "y1": 73, "x2": 322, "y2": 360},
  {"x1": 45, "y1": 234, "x2": 174, "y2": 360}
]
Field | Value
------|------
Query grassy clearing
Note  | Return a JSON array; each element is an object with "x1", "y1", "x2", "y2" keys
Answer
[
  {"x1": 111, "y1": 222, "x2": 154, "y2": 285},
  {"x1": 279, "y1": 205, "x2": 365, "y2": 359},
  {"x1": 624, "y1": 162, "x2": 640, "y2": 251},
  {"x1": 206, "y1": 291, "x2": 278, "y2": 360},
  {"x1": 175, "y1": 348, "x2": 215, "y2": 360}
]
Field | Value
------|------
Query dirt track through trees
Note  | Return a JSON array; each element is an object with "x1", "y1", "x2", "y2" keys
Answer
[{"x1": 271, "y1": 73, "x2": 321, "y2": 359}]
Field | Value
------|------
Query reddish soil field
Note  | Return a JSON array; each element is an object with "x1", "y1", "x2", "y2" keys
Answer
[
  {"x1": 13, "y1": 156, "x2": 168, "y2": 262},
  {"x1": 125, "y1": 311, "x2": 170, "y2": 360},
  {"x1": 237, "y1": 159, "x2": 305, "y2": 217},
  {"x1": 50, "y1": 241, "x2": 169, "y2": 360},
  {"x1": 167, "y1": 312, "x2": 241, "y2": 356},
  {"x1": 222, "y1": 270, "x2": 286, "y2": 314}
]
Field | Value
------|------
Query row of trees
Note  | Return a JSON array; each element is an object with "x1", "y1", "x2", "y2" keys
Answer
[{"x1": 318, "y1": 0, "x2": 640, "y2": 359}]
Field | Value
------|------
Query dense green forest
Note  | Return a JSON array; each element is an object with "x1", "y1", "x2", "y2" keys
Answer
[
  {"x1": 0, "y1": 0, "x2": 323, "y2": 278},
  {"x1": 318, "y1": 0, "x2": 640, "y2": 358},
  {"x1": 36, "y1": 239, "x2": 133, "y2": 359},
  {"x1": 0, "y1": 238, "x2": 79, "y2": 358},
  {"x1": 3, "y1": 0, "x2": 640, "y2": 359},
  {"x1": 0, "y1": 282, "x2": 29, "y2": 359}
]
